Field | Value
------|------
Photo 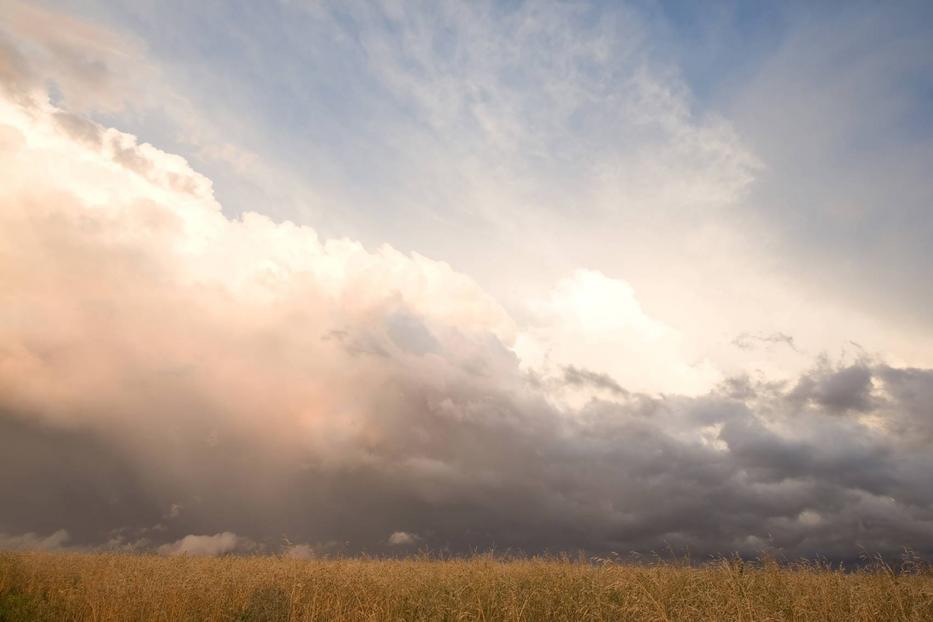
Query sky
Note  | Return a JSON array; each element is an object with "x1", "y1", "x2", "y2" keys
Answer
[{"x1": 1, "y1": 0, "x2": 932, "y2": 560}]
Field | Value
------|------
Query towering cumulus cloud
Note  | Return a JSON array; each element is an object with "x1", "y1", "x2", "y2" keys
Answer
[{"x1": 1, "y1": 3, "x2": 932, "y2": 561}]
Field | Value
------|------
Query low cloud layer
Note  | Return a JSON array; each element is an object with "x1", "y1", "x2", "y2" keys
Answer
[
  {"x1": 0, "y1": 529, "x2": 69, "y2": 552},
  {"x1": 387, "y1": 532, "x2": 420, "y2": 547},
  {"x1": 158, "y1": 532, "x2": 252, "y2": 557},
  {"x1": 1, "y1": 27, "x2": 932, "y2": 562}
]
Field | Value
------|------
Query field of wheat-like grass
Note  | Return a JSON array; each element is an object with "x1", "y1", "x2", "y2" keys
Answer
[{"x1": 1, "y1": 551, "x2": 931, "y2": 621}]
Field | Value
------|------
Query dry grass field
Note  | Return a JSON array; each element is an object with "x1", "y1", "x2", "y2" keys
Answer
[{"x1": 1, "y1": 552, "x2": 931, "y2": 621}]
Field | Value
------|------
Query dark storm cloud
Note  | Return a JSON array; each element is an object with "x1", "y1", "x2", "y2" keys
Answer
[
  {"x1": 0, "y1": 413, "x2": 161, "y2": 544},
  {"x1": 875, "y1": 366, "x2": 933, "y2": 443},
  {"x1": 788, "y1": 363, "x2": 876, "y2": 414},
  {"x1": 3, "y1": 358, "x2": 933, "y2": 560}
]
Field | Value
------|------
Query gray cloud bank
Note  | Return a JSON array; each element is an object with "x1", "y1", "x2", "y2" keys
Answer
[
  {"x1": 1, "y1": 5, "x2": 932, "y2": 562},
  {"x1": 3, "y1": 354, "x2": 933, "y2": 560}
]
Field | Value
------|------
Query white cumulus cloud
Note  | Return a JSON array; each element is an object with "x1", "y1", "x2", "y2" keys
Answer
[
  {"x1": 387, "y1": 531, "x2": 420, "y2": 546},
  {"x1": 158, "y1": 532, "x2": 250, "y2": 557}
]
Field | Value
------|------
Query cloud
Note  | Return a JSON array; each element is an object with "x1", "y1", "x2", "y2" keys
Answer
[
  {"x1": 732, "y1": 332, "x2": 799, "y2": 353},
  {"x1": 158, "y1": 532, "x2": 250, "y2": 557},
  {"x1": 874, "y1": 366, "x2": 933, "y2": 443},
  {"x1": 514, "y1": 270, "x2": 719, "y2": 396},
  {"x1": 0, "y1": 0, "x2": 148, "y2": 113},
  {"x1": 561, "y1": 366, "x2": 627, "y2": 397},
  {"x1": 788, "y1": 363, "x2": 875, "y2": 414},
  {"x1": 1, "y1": 22, "x2": 933, "y2": 562},
  {"x1": 387, "y1": 531, "x2": 419, "y2": 547},
  {"x1": 283, "y1": 544, "x2": 317, "y2": 559},
  {"x1": 0, "y1": 529, "x2": 69, "y2": 551}
]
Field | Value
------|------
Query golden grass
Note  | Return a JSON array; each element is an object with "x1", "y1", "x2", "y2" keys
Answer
[{"x1": 1, "y1": 552, "x2": 931, "y2": 621}]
